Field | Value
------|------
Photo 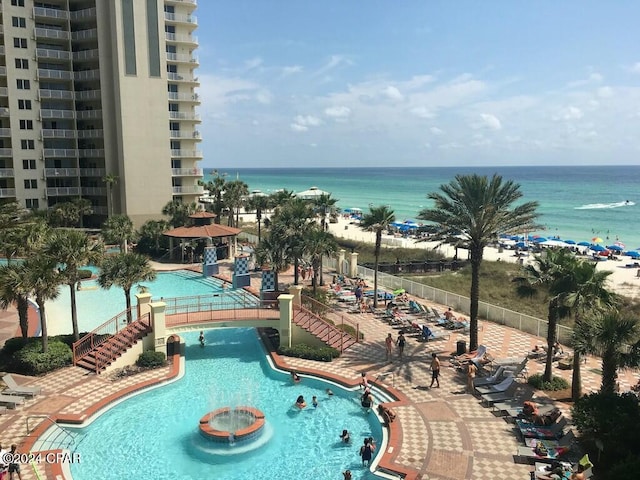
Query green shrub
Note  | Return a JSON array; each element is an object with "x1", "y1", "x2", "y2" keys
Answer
[
  {"x1": 136, "y1": 350, "x2": 166, "y2": 368},
  {"x1": 1, "y1": 337, "x2": 29, "y2": 356},
  {"x1": 78, "y1": 269, "x2": 93, "y2": 279},
  {"x1": 527, "y1": 373, "x2": 569, "y2": 391},
  {"x1": 278, "y1": 343, "x2": 339, "y2": 362},
  {"x1": 11, "y1": 340, "x2": 73, "y2": 375}
]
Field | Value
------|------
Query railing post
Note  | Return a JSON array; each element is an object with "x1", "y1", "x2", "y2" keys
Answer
[{"x1": 278, "y1": 294, "x2": 294, "y2": 348}]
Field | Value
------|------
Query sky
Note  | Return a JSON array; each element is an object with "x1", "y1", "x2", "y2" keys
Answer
[{"x1": 193, "y1": 1, "x2": 640, "y2": 168}]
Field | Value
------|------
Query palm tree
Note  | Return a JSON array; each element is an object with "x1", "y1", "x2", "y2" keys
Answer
[
  {"x1": 419, "y1": 174, "x2": 539, "y2": 351},
  {"x1": 244, "y1": 194, "x2": 271, "y2": 242},
  {"x1": 202, "y1": 170, "x2": 227, "y2": 223},
  {"x1": 303, "y1": 227, "x2": 338, "y2": 294},
  {"x1": 0, "y1": 202, "x2": 30, "y2": 263},
  {"x1": 162, "y1": 200, "x2": 198, "y2": 228},
  {"x1": 0, "y1": 263, "x2": 30, "y2": 338},
  {"x1": 138, "y1": 219, "x2": 171, "y2": 255},
  {"x1": 255, "y1": 227, "x2": 290, "y2": 289},
  {"x1": 516, "y1": 249, "x2": 577, "y2": 382},
  {"x1": 360, "y1": 205, "x2": 395, "y2": 308},
  {"x1": 563, "y1": 260, "x2": 617, "y2": 400},
  {"x1": 573, "y1": 311, "x2": 640, "y2": 395},
  {"x1": 22, "y1": 256, "x2": 63, "y2": 352},
  {"x1": 271, "y1": 198, "x2": 314, "y2": 285},
  {"x1": 103, "y1": 173, "x2": 119, "y2": 216},
  {"x1": 44, "y1": 229, "x2": 104, "y2": 341},
  {"x1": 313, "y1": 193, "x2": 339, "y2": 231},
  {"x1": 102, "y1": 214, "x2": 135, "y2": 252},
  {"x1": 223, "y1": 179, "x2": 249, "y2": 227},
  {"x1": 97, "y1": 253, "x2": 157, "y2": 323}
]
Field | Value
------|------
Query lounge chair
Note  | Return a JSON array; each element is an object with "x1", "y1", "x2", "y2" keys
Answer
[
  {"x1": 503, "y1": 358, "x2": 529, "y2": 379},
  {"x1": 517, "y1": 417, "x2": 568, "y2": 440},
  {"x1": 474, "y1": 366, "x2": 508, "y2": 387},
  {"x1": 475, "y1": 376, "x2": 515, "y2": 396},
  {"x1": 516, "y1": 429, "x2": 574, "y2": 464},
  {"x1": 451, "y1": 344, "x2": 487, "y2": 366},
  {"x1": 0, "y1": 393, "x2": 26, "y2": 408},
  {"x1": 419, "y1": 325, "x2": 450, "y2": 342},
  {"x1": 2, "y1": 375, "x2": 42, "y2": 397},
  {"x1": 480, "y1": 384, "x2": 520, "y2": 405},
  {"x1": 524, "y1": 429, "x2": 575, "y2": 448}
]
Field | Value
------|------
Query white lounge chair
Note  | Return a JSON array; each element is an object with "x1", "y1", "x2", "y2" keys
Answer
[
  {"x1": 474, "y1": 366, "x2": 507, "y2": 387},
  {"x1": 2, "y1": 374, "x2": 42, "y2": 397},
  {"x1": 0, "y1": 393, "x2": 26, "y2": 408},
  {"x1": 475, "y1": 376, "x2": 515, "y2": 396}
]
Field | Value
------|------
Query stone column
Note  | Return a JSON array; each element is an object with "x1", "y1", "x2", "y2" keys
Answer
[
  {"x1": 278, "y1": 294, "x2": 294, "y2": 348},
  {"x1": 149, "y1": 301, "x2": 167, "y2": 353},
  {"x1": 336, "y1": 249, "x2": 345, "y2": 275},
  {"x1": 349, "y1": 252, "x2": 359, "y2": 278},
  {"x1": 203, "y1": 245, "x2": 219, "y2": 276},
  {"x1": 136, "y1": 292, "x2": 153, "y2": 318},
  {"x1": 232, "y1": 254, "x2": 251, "y2": 288},
  {"x1": 288, "y1": 285, "x2": 303, "y2": 306}
]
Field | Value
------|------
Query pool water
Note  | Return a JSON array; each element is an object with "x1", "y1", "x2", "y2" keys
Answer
[
  {"x1": 46, "y1": 270, "x2": 252, "y2": 335},
  {"x1": 68, "y1": 329, "x2": 383, "y2": 480}
]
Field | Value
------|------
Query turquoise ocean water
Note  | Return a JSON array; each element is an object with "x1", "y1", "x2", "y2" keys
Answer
[{"x1": 205, "y1": 166, "x2": 640, "y2": 249}]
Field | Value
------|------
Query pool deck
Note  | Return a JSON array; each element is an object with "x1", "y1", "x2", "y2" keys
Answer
[{"x1": 0, "y1": 260, "x2": 637, "y2": 479}]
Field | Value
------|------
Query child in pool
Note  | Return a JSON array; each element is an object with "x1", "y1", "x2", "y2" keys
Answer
[{"x1": 312, "y1": 396, "x2": 318, "y2": 408}]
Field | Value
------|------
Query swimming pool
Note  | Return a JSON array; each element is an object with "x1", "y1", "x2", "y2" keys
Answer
[
  {"x1": 45, "y1": 270, "x2": 253, "y2": 335},
  {"x1": 67, "y1": 328, "x2": 383, "y2": 480}
]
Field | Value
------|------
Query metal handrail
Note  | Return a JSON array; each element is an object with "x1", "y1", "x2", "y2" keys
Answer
[
  {"x1": 26, "y1": 415, "x2": 75, "y2": 449},
  {"x1": 72, "y1": 307, "x2": 136, "y2": 364},
  {"x1": 93, "y1": 314, "x2": 151, "y2": 373},
  {"x1": 301, "y1": 295, "x2": 360, "y2": 341}
]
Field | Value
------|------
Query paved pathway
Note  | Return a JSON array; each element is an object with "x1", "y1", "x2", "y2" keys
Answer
[{"x1": 0, "y1": 260, "x2": 637, "y2": 479}]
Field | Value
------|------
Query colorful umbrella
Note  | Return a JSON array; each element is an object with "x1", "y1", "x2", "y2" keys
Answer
[
  {"x1": 393, "y1": 289, "x2": 406, "y2": 295},
  {"x1": 592, "y1": 237, "x2": 603, "y2": 243}
]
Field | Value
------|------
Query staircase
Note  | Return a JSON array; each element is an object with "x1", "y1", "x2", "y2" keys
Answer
[
  {"x1": 292, "y1": 306, "x2": 357, "y2": 352},
  {"x1": 73, "y1": 315, "x2": 152, "y2": 374}
]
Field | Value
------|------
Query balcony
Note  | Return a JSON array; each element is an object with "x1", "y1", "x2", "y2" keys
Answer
[
  {"x1": 0, "y1": 47, "x2": 4, "y2": 55},
  {"x1": 0, "y1": 168, "x2": 14, "y2": 178},
  {"x1": 43, "y1": 148, "x2": 78, "y2": 157},
  {"x1": 169, "y1": 130, "x2": 200, "y2": 139},
  {"x1": 35, "y1": 28, "x2": 69, "y2": 40},
  {"x1": 73, "y1": 49, "x2": 99, "y2": 61},
  {"x1": 39, "y1": 89, "x2": 75, "y2": 100},
  {"x1": 47, "y1": 187, "x2": 81, "y2": 196},
  {"x1": 71, "y1": 29, "x2": 98, "y2": 41},
  {"x1": 36, "y1": 48, "x2": 72, "y2": 60},
  {"x1": 42, "y1": 129, "x2": 77, "y2": 139},
  {"x1": 0, "y1": 128, "x2": 10, "y2": 136},
  {"x1": 0, "y1": 148, "x2": 11, "y2": 157},
  {"x1": 77, "y1": 129, "x2": 104, "y2": 139},
  {"x1": 0, "y1": 188, "x2": 16, "y2": 198},
  {"x1": 79, "y1": 168, "x2": 106, "y2": 177},
  {"x1": 168, "y1": 92, "x2": 199, "y2": 102},
  {"x1": 167, "y1": 72, "x2": 198, "y2": 83},
  {"x1": 69, "y1": 8, "x2": 97, "y2": 21},
  {"x1": 34, "y1": 7, "x2": 70, "y2": 20},
  {"x1": 41, "y1": 109, "x2": 75, "y2": 119},
  {"x1": 168, "y1": 111, "x2": 200, "y2": 121},
  {"x1": 91, "y1": 205, "x2": 108, "y2": 215},
  {"x1": 75, "y1": 90, "x2": 101, "y2": 101},
  {"x1": 45, "y1": 168, "x2": 79, "y2": 177},
  {"x1": 81, "y1": 187, "x2": 106, "y2": 196},
  {"x1": 170, "y1": 150, "x2": 203, "y2": 159},
  {"x1": 0, "y1": 66, "x2": 5, "y2": 76},
  {"x1": 38, "y1": 69, "x2": 73, "y2": 81},
  {"x1": 76, "y1": 110, "x2": 102, "y2": 120},
  {"x1": 172, "y1": 167, "x2": 203, "y2": 176},
  {"x1": 74, "y1": 70, "x2": 100, "y2": 81},
  {"x1": 0, "y1": 87, "x2": 7, "y2": 97},
  {"x1": 78, "y1": 149, "x2": 104, "y2": 158},
  {"x1": 172, "y1": 185, "x2": 204, "y2": 195},
  {"x1": 165, "y1": 33, "x2": 198, "y2": 45},
  {"x1": 166, "y1": 0, "x2": 197, "y2": 5},
  {"x1": 166, "y1": 52, "x2": 199, "y2": 64},
  {"x1": 0, "y1": 108, "x2": 10, "y2": 117},
  {"x1": 164, "y1": 12, "x2": 198, "y2": 25}
]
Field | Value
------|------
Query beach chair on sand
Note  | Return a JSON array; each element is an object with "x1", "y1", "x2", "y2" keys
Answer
[
  {"x1": 0, "y1": 393, "x2": 26, "y2": 408},
  {"x1": 2, "y1": 374, "x2": 42, "y2": 397}
]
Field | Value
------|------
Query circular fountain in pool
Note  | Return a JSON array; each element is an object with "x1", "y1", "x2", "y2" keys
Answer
[{"x1": 199, "y1": 406, "x2": 265, "y2": 444}]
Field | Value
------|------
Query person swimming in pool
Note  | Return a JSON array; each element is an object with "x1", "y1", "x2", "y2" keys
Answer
[
  {"x1": 295, "y1": 395, "x2": 307, "y2": 409},
  {"x1": 198, "y1": 331, "x2": 205, "y2": 347}
]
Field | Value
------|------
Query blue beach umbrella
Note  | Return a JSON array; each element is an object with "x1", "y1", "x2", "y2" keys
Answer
[
  {"x1": 515, "y1": 241, "x2": 527, "y2": 248},
  {"x1": 607, "y1": 245, "x2": 624, "y2": 252},
  {"x1": 577, "y1": 241, "x2": 591, "y2": 247},
  {"x1": 532, "y1": 237, "x2": 548, "y2": 243},
  {"x1": 590, "y1": 244, "x2": 606, "y2": 252},
  {"x1": 564, "y1": 240, "x2": 576, "y2": 245},
  {"x1": 626, "y1": 251, "x2": 640, "y2": 259}
]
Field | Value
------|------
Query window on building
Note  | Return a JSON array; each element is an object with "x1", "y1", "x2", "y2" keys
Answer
[
  {"x1": 19, "y1": 120, "x2": 33, "y2": 130},
  {"x1": 18, "y1": 99, "x2": 32, "y2": 110},
  {"x1": 24, "y1": 179, "x2": 37, "y2": 189},
  {"x1": 25, "y1": 199, "x2": 39, "y2": 209},
  {"x1": 22, "y1": 159, "x2": 36, "y2": 170},
  {"x1": 11, "y1": 0, "x2": 26, "y2": 7},
  {"x1": 20, "y1": 139, "x2": 35, "y2": 149},
  {"x1": 11, "y1": 17, "x2": 27, "y2": 28},
  {"x1": 168, "y1": 103, "x2": 179, "y2": 112},
  {"x1": 169, "y1": 122, "x2": 179, "y2": 131},
  {"x1": 16, "y1": 79, "x2": 30, "y2": 90},
  {"x1": 13, "y1": 38, "x2": 27, "y2": 48},
  {"x1": 14, "y1": 58, "x2": 29, "y2": 69}
]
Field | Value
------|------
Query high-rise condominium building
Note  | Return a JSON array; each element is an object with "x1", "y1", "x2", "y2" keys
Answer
[{"x1": 0, "y1": 0, "x2": 203, "y2": 227}]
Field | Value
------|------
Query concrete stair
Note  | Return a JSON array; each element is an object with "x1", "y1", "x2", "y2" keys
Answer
[{"x1": 292, "y1": 308, "x2": 357, "y2": 352}]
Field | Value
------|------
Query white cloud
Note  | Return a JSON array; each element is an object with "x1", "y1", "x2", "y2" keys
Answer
[
  {"x1": 313, "y1": 55, "x2": 353, "y2": 77},
  {"x1": 410, "y1": 106, "x2": 436, "y2": 119},
  {"x1": 383, "y1": 85, "x2": 404, "y2": 101},
  {"x1": 629, "y1": 62, "x2": 640, "y2": 74},
  {"x1": 255, "y1": 90, "x2": 273, "y2": 104},
  {"x1": 430, "y1": 126, "x2": 444, "y2": 136},
  {"x1": 324, "y1": 106, "x2": 351, "y2": 119},
  {"x1": 478, "y1": 113, "x2": 502, "y2": 130},
  {"x1": 294, "y1": 115, "x2": 322, "y2": 126},
  {"x1": 597, "y1": 86, "x2": 613, "y2": 98},
  {"x1": 282, "y1": 65, "x2": 303, "y2": 76},
  {"x1": 290, "y1": 123, "x2": 308, "y2": 132},
  {"x1": 555, "y1": 106, "x2": 584, "y2": 121},
  {"x1": 244, "y1": 57, "x2": 263, "y2": 71}
]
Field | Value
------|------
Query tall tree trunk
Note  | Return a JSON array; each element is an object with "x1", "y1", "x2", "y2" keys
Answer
[
  {"x1": 69, "y1": 283, "x2": 79, "y2": 341},
  {"x1": 373, "y1": 230, "x2": 381, "y2": 308},
  {"x1": 544, "y1": 299, "x2": 559, "y2": 383},
  {"x1": 125, "y1": 287, "x2": 132, "y2": 323},
  {"x1": 257, "y1": 210, "x2": 262, "y2": 243},
  {"x1": 468, "y1": 244, "x2": 483, "y2": 351},
  {"x1": 17, "y1": 296, "x2": 29, "y2": 338},
  {"x1": 38, "y1": 299, "x2": 48, "y2": 353},
  {"x1": 571, "y1": 352, "x2": 582, "y2": 401},
  {"x1": 294, "y1": 257, "x2": 299, "y2": 285},
  {"x1": 600, "y1": 350, "x2": 618, "y2": 395}
]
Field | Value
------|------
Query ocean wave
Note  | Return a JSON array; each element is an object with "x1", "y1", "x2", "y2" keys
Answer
[{"x1": 575, "y1": 201, "x2": 635, "y2": 210}]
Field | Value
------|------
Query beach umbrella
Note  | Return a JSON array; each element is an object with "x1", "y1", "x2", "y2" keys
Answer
[
  {"x1": 393, "y1": 289, "x2": 405, "y2": 295},
  {"x1": 541, "y1": 239, "x2": 568, "y2": 247},
  {"x1": 564, "y1": 240, "x2": 576, "y2": 245},
  {"x1": 515, "y1": 241, "x2": 527, "y2": 248},
  {"x1": 295, "y1": 186, "x2": 330, "y2": 199},
  {"x1": 532, "y1": 237, "x2": 548, "y2": 243},
  {"x1": 590, "y1": 244, "x2": 606, "y2": 252},
  {"x1": 577, "y1": 241, "x2": 591, "y2": 246},
  {"x1": 592, "y1": 237, "x2": 603, "y2": 243},
  {"x1": 607, "y1": 245, "x2": 624, "y2": 252},
  {"x1": 614, "y1": 241, "x2": 625, "y2": 249},
  {"x1": 626, "y1": 251, "x2": 640, "y2": 258}
]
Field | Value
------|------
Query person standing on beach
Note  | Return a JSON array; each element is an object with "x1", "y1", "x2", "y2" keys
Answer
[
  {"x1": 385, "y1": 333, "x2": 393, "y2": 361},
  {"x1": 430, "y1": 353, "x2": 441, "y2": 388},
  {"x1": 396, "y1": 331, "x2": 406, "y2": 360}
]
